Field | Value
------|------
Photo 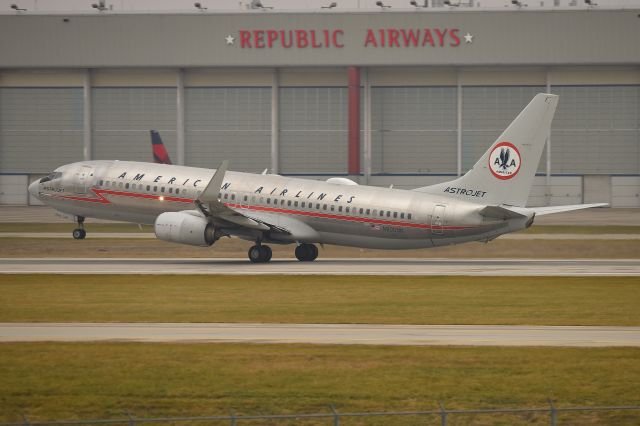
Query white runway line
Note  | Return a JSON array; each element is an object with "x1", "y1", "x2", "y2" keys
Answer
[
  {"x1": 1, "y1": 323, "x2": 639, "y2": 347},
  {"x1": 1, "y1": 258, "x2": 639, "y2": 276}
]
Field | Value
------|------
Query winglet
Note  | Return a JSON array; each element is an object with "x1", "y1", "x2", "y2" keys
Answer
[{"x1": 199, "y1": 160, "x2": 229, "y2": 203}]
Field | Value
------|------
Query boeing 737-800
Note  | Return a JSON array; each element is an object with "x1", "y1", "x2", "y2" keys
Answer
[{"x1": 29, "y1": 94, "x2": 605, "y2": 263}]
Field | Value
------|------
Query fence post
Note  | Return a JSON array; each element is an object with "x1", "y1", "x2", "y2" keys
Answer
[
  {"x1": 229, "y1": 410, "x2": 236, "y2": 426},
  {"x1": 329, "y1": 404, "x2": 340, "y2": 426},
  {"x1": 126, "y1": 411, "x2": 135, "y2": 426},
  {"x1": 548, "y1": 399, "x2": 557, "y2": 426},
  {"x1": 439, "y1": 402, "x2": 448, "y2": 426}
]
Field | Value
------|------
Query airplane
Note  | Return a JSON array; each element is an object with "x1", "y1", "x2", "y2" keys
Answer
[
  {"x1": 150, "y1": 130, "x2": 172, "y2": 165},
  {"x1": 29, "y1": 93, "x2": 606, "y2": 263}
]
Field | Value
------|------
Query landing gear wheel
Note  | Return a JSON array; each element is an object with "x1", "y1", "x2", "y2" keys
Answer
[
  {"x1": 295, "y1": 243, "x2": 318, "y2": 262},
  {"x1": 248, "y1": 245, "x2": 272, "y2": 263},
  {"x1": 261, "y1": 245, "x2": 272, "y2": 262},
  {"x1": 73, "y1": 216, "x2": 86, "y2": 240}
]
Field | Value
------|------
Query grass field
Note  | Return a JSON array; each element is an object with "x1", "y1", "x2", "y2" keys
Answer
[
  {"x1": 1, "y1": 275, "x2": 638, "y2": 325},
  {"x1": 1, "y1": 222, "x2": 640, "y2": 234},
  {"x1": 0, "y1": 343, "x2": 639, "y2": 425},
  {"x1": 1, "y1": 237, "x2": 639, "y2": 258}
]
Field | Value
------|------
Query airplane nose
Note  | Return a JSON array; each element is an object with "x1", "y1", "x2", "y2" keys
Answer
[{"x1": 28, "y1": 180, "x2": 40, "y2": 198}]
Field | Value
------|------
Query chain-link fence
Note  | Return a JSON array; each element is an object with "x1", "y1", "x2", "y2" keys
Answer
[{"x1": 4, "y1": 403, "x2": 640, "y2": 426}]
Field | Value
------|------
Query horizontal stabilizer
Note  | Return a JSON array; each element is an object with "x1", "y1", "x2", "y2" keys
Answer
[
  {"x1": 511, "y1": 203, "x2": 608, "y2": 216},
  {"x1": 479, "y1": 205, "x2": 527, "y2": 220}
]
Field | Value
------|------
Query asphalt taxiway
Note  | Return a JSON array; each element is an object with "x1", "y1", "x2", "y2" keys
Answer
[
  {"x1": 1, "y1": 323, "x2": 638, "y2": 347},
  {"x1": 1, "y1": 258, "x2": 638, "y2": 276}
]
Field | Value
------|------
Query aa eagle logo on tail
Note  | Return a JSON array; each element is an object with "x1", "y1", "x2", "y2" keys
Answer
[{"x1": 489, "y1": 142, "x2": 521, "y2": 180}]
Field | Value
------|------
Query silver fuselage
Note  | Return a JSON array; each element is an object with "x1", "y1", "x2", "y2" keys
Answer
[{"x1": 31, "y1": 160, "x2": 531, "y2": 249}]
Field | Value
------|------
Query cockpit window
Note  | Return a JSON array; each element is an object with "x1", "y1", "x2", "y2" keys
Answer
[{"x1": 39, "y1": 172, "x2": 62, "y2": 183}]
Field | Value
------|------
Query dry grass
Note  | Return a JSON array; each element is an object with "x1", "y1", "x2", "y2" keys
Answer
[
  {"x1": 0, "y1": 343, "x2": 639, "y2": 425},
  {"x1": 1, "y1": 237, "x2": 639, "y2": 258},
  {"x1": 1, "y1": 275, "x2": 639, "y2": 325}
]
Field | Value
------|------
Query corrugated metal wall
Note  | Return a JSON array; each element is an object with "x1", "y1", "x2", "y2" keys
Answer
[
  {"x1": 185, "y1": 87, "x2": 271, "y2": 172},
  {"x1": 0, "y1": 87, "x2": 83, "y2": 173},
  {"x1": 552, "y1": 85, "x2": 640, "y2": 174},
  {"x1": 92, "y1": 87, "x2": 177, "y2": 163},
  {"x1": 371, "y1": 86, "x2": 457, "y2": 174},
  {"x1": 279, "y1": 87, "x2": 348, "y2": 174}
]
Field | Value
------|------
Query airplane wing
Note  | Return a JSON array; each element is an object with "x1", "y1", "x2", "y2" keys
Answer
[{"x1": 193, "y1": 161, "x2": 291, "y2": 235}]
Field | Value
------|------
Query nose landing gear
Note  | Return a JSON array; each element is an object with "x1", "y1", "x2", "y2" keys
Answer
[{"x1": 72, "y1": 216, "x2": 86, "y2": 240}]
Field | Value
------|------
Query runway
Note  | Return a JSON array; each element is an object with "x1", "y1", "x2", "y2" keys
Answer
[
  {"x1": 1, "y1": 258, "x2": 639, "y2": 276},
  {"x1": 2, "y1": 323, "x2": 638, "y2": 347}
]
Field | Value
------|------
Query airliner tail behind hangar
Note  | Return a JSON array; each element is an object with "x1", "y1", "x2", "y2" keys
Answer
[{"x1": 30, "y1": 93, "x2": 606, "y2": 262}]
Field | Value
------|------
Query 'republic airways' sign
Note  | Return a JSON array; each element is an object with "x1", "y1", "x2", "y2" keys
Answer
[{"x1": 226, "y1": 28, "x2": 474, "y2": 49}]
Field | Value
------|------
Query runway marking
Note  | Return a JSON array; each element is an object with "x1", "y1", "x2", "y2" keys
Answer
[
  {"x1": 0, "y1": 258, "x2": 639, "y2": 276},
  {"x1": 1, "y1": 323, "x2": 639, "y2": 347}
]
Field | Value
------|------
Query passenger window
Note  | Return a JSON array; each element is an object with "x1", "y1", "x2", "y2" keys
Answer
[
  {"x1": 386, "y1": 211, "x2": 390, "y2": 217},
  {"x1": 322, "y1": 204, "x2": 327, "y2": 210},
  {"x1": 366, "y1": 209, "x2": 370, "y2": 215},
  {"x1": 393, "y1": 212, "x2": 398, "y2": 218},
  {"x1": 380, "y1": 211, "x2": 384, "y2": 217},
  {"x1": 153, "y1": 186, "x2": 157, "y2": 192},
  {"x1": 330, "y1": 205, "x2": 334, "y2": 211},
  {"x1": 287, "y1": 200, "x2": 292, "y2": 206},
  {"x1": 401, "y1": 213, "x2": 405, "y2": 219},
  {"x1": 119, "y1": 182, "x2": 123, "y2": 188},
  {"x1": 169, "y1": 188, "x2": 173, "y2": 194},
  {"x1": 231, "y1": 194, "x2": 235, "y2": 200},
  {"x1": 359, "y1": 208, "x2": 363, "y2": 214},
  {"x1": 244, "y1": 195, "x2": 248, "y2": 202},
  {"x1": 224, "y1": 193, "x2": 228, "y2": 199},
  {"x1": 408, "y1": 213, "x2": 412, "y2": 220},
  {"x1": 294, "y1": 201, "x2": 298, "y2": 207},
  {"x1": 338, "y1": 206, "x2": 342, "y2": 212},
  {"x1": 162, "y1": 187, "x2": 166, "y2": 193},
  {"x1": 301, "y1": 202, "x2": 306, "y2": 208},
  {"x1": 125, "y1": 183, "x2": 129, "y2": 189},
  {"x1": 316, "y1": 203, "x2": 320, "y2": 209},
  {"x1": 99, "y1": 180, "x2": 103, "y2": 186},
  {"x1": 146, "y1": 185, "x2": 150, "y2": 191},
  {"x1": 346, "y1": 207, "x2": 350, "y2": 213}
]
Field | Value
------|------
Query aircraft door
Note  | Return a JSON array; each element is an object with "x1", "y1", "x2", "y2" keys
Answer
[
  {"x1": 75, "y1": 165, "x2": 93, "y2": 194},
  {"x1": 431, "y1": 204, "x2": 446, "y2": 235}
]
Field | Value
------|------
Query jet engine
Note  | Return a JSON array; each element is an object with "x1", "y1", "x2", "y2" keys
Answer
[{"x1": 154, "y1": 212, "x2": 218, "y2": 247}]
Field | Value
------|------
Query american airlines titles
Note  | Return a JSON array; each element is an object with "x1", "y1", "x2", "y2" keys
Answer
[
  {"x1": 116, "y1": 172, "x2": 357, "y2": 204},
  {"x1": 237, "y1": 28, "x2": 462, "y2": 49}
]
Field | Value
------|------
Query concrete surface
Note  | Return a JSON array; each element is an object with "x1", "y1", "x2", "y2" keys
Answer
[
  {"x1": 1, "y1": 258, "x2": 638, "y2": 276},
  {"x1": 1, "y1": 323, "x2": 638, "y2": 347}
]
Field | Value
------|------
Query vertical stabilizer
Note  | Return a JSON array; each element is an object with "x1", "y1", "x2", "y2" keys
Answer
[
  {"x1": 414, "y1": 93, "x2": 558, "y2": 207},
  {"x1": 151, "y1": 130, "x2": 173, "y2": 165}
]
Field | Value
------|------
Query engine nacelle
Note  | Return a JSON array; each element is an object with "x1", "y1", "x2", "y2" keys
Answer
[{"x1": 154, "y1": 212, "x2": 217, "y2": 247}]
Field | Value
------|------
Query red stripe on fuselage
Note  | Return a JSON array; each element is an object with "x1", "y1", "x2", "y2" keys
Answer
[{"x1": 52, "y1": 188, "x2": 476, "y2": 231}]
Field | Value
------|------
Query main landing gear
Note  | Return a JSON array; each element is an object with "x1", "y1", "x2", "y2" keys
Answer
[
  {"x1": 248, "y1": 244, "x2": 272, "y2": 263},
  {"x1": 72, "y1": 216, "x2": 86, "y2": 240},
  {"x1": 247, "y1": 242, "x2": 319, "y2": 263},
  {"x1": 295, "y1": 243, "x2": 318, "y2": 262}
]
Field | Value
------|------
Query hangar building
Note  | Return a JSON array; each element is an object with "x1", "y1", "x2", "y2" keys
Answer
[{"x1": 0, "y1": 5, "x2": 639, "y2": 207}]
